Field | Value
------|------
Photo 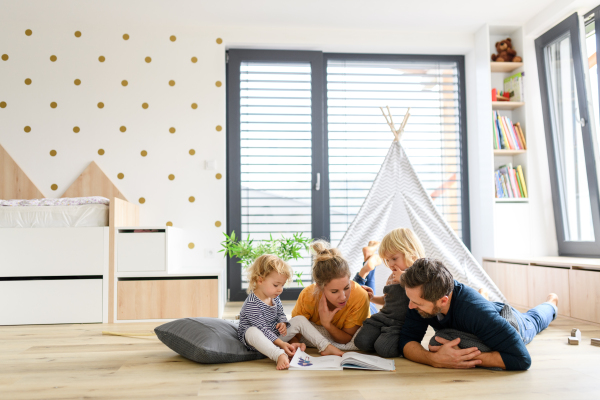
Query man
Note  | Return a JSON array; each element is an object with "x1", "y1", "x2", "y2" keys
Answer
[{"x1": 398, "y1": 258, "x2": 558, "y2": 370}]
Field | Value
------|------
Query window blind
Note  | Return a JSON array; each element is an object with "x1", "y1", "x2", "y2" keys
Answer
[
  {"x1": 240, "y1": 61, "x2": 313, "y2": 286},
  {"x1": 327, "y1": 60, "x2": 464, "y2": 245}
]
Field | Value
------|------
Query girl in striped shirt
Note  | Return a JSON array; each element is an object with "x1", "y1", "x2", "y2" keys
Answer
[{"x1": 238, "y1": 254, "x2": 343, "y2": 370}]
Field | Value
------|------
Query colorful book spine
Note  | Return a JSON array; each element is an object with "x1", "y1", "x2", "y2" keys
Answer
[
  {"x1": 515, "y1": 122, "x2": 527, "y2": 150},
  {"x1": 517, "y1": 165, "x2": 528, "y2": 197},
  {"x1": 494, "y1": 171, "x2": 504, "y2": 198}
]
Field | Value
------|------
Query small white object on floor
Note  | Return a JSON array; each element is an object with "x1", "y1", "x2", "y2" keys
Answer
[
  {"x1": 568, "y1": 337, "x2": 580, "y2": 345},
  {"x1": 571, "y1": 328, "x2": 581, "y2": 341}
]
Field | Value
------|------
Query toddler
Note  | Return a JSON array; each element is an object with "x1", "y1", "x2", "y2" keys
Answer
[
  {"x1": 354, "y1": 228, "x2": 425, "y2": 358},
  {"x1": 238, "y1": 254, "x2": 342, "y2": 370}
]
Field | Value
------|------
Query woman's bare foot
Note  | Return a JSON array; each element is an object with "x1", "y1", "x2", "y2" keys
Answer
[
  {"x1": 478, "y1": 288, "x2": 489, "y2": 301},
  {"x1": 546, "y1": 293, "x2": 559, "y2": 308},
  {"x1": 276, "y1": 353, "x2": 290, "y2": 370},
  {"x1": 363, "y1": 241, "x2": 380, "y2": 261},
  {"x1": 320, "y1": 344, "x2": 344, "y2": 357}
]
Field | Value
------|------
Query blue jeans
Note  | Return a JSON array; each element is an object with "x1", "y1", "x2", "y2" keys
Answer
[
  {"x1": 511, "y1": 303, "x2": 557, "y2": 345},
  {"x1": 353, "y1": 268, "x2": 378, "y2": 315}
]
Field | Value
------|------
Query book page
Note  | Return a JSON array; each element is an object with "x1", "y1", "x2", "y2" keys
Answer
[{"x1": 289, "y1": 350, "x2": 343, "y2": 371}]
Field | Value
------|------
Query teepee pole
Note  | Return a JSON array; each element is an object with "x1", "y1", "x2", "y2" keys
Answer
[{"x1": 380, "y1": 106, "x2": 411, "y2": 142}]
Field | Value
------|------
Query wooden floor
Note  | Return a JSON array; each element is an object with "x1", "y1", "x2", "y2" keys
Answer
[{"x1": 1, "y1": 303, "x2": 599, "y2": 399}]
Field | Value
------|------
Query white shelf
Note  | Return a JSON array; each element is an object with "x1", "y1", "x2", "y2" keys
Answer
[
  {"x1": 495, "y1": 198, "x2": 529, "y2": 203},
  {"x1": 492, "y1": 101, "x2": 525, "y2": 110},
  {"x1": 494, "y1": 150, "x2": 526, "y2": 156},
  {"x1": 491, "y1": 62, "x2": 523, "y2": 73},
  {"x1": 116, "y1": 267, "x2": 224, "y2": 278}
]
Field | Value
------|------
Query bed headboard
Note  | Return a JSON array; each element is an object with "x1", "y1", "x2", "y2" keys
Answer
[
  {"x1": 0, "y1": 143, "x2": 45, "y2": 200},
  {"x1": 61, "y1": 161, "x2": 127, "y2": 201}
]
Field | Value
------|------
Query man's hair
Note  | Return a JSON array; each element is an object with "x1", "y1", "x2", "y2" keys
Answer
[{"x1": 400, "y1": 258, "x2": 454, "y2": 302}]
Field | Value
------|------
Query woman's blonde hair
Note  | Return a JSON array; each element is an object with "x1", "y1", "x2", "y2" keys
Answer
[
  {"x1": 246, "y1": 254, "x2": 293, "y2": 294},
  {"x1": 310, "y1": 240, "x2": 350, "y2": 290},
  {"x1": 379, "y1": 228, "x2": 425, "y2": 268}
]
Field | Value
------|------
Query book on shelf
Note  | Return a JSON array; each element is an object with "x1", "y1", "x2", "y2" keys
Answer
[
  {"x1": 492, "y1": 111, "x2": 527, "y2": 150},
  {"x1": 495, "y1": 164, "x2": 528, "y2": 199},
  {"x1": 503, "y1": 72, "x2": 525, "y2": 102},
  {"x1": 289, "y1": 350, "x2": 395, "y2": 371}
]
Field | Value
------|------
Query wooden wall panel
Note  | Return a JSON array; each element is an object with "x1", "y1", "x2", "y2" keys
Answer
[
  {"x1": 61, "y1": 161, "x2": 127, "y2": 201},
  {"x1": 569, "y1": 269, "x2": 600, "y2": 324},
  {"x1": 117, "y1": 279, "x2": 219, "y2": 320},
  {"x1": 527, "y1": 265, "x2": 570, "y2": 316},
  {"x1": 0, "y1": 143, "x2": 44, "y2": 199}
]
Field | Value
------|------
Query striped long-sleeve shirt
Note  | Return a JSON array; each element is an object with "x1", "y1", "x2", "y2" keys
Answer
[{"x1": 237, "y1": 292, "x2": 289, "y2": 351}]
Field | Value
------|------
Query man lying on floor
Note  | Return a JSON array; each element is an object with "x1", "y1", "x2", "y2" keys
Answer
[{"x1": 397, "y1": 258, "x2": 558, "y2": 370}]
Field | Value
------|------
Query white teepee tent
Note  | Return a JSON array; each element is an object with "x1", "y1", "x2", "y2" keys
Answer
[{"x1": 337, "y1": 107, "x2": 506, "y2": 302}]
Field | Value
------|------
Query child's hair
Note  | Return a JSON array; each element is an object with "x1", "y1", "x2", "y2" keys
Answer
[
  {"x1": 310, "y1": 240, "x2": 350, "y2": 290},
  {"x1": 379, "y1": 228, "x2": 425, "y2": 268},
  {"x1": 246, "y1": 254, "x2": 293, "y2": 294}
]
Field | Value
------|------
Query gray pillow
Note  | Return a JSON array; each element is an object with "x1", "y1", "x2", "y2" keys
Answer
[{"x1": 154, "y1": 317, "x2": 266, "y2": 364}]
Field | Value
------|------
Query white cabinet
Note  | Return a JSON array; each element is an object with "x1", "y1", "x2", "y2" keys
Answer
[{"x1": 117, "y1": 227, "x2": 182, "y2": 273}]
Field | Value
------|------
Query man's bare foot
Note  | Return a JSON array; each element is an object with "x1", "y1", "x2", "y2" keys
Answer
[
  {"x1": 320, "y1": 344, "x2": 344, "y2": 357},
  {"x1": 362, "y1": 241, "x2": 380, "y2": 262},
  {"x1": 546, "y1": 293, "x2": 559, "y2": 308},
  {"x1": 276, "y1": 353, "x2": 290, "y2": 370},
  {"x1": 478, "y1": 288, "x2": 489, "y2": 301},
  {"x1": 290, "y1": 342, "x2": 306, "y2": 352}
]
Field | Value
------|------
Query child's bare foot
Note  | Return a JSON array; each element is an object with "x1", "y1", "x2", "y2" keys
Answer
[
  {"x1": 362, "y1": 241, "x2": 380, "y2": 261},
  {"x1": 276, "y1": 353, "x2": 290, "y2": 370},
  {"x1": 290, "y1": 342, "x2": 306, "y2": 352},
  {"x1": 478, "y1": 288, "x2": 489, "y2": 301},
  {"x1": 320, "y1": 344, "x2": 344, "y2": 357},
  {"x1": 546, "y1": 293, "x2": 559, "y2": 308}
]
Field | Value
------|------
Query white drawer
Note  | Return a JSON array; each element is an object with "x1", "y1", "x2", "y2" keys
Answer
[
  {"x1": 117, "y1": 232, "x2": 166, "y2": 272},
  {"x1": 0, "y1": 227, "x2": 107, "y2": 277},
  {"x1": 0, "y1": 279, "x2": 103, "y2": 325}
]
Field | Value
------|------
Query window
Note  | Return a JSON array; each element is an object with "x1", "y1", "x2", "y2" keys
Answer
[
  {"x1": 536, "y1": 12, "x2": 600, "y2": 256},
  {"x1": 227, "y1": 50, "x2": 468, "y2": 300}
]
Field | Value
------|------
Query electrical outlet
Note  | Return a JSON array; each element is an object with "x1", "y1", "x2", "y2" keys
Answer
[
  {"x1": 204, "y1": 160, "x2": 216, "y2": 170},
  {"x1": 204, "y1": 249, "x2": 215, "y2": 258}
]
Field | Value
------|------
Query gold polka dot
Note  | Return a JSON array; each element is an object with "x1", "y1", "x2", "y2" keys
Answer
[
  {"x1": 25, "y1": 29, "x2": 32, "y2": 36},
  {"x1": 1, "y1": 54, "x2": 8, "y2": 61},
  {"x1": 189, "y1": 196, "x2": 195, "y2": 203},
  {"x1": 120, "y1": 126, "x2": 126, "y2": 132},
  {"x1": 215, "y1": 81, "x2": 222, "y2": 87},
  {"x1": 169, "y1": 80, "x2": 175, "y2": 86},
  {"x1": 117, "y1": 173, "x2": 124, "y2": 179},
  {"x1": 50, "y1": 102, "x2": 57, "y2": 108},
  {"x1": 97, "y1": 102, "x2": 104, "y2": 109},
  {"x1": 189, "y1": 149, "x2": 195, "y2": 155},
  {"x1": 191, "y1": 103, "x2": 198, "y2": 109},
  {"x1": 50, "y1": 55, "x2": 57, "y2": 62},
  {"x1": 169, "y1": 127, "x2": 176, "y2": 134},
  {"x1": 139, "y1": 197, "x2": 146, "y2": 204},
  {"x1": 74, "y1": 31, "x2": 82, "y2": 37},
  {"x1": 216, "y1": 173, "x2": 222, "y2": 180},
  {"x1": 73, "y1": 126, "x2": 80, "y2": 133},
  {"x1": 98, "y1": 149, "x2": 105, "y2": 155},
  {"x1": 24, "y1": 78, "x2": 32, "y2": 85},
  {"x1": 168, "y1": 174, "x2": 175, "y2": 181},
  {"x1": 216, "y1": 125, "x2": 222, "y2": 132},
  {"x1": 0, "y1": 102, "x2": 6, "y2": 108},
  {"x1": 141, "y1": 150, "x2": 147, "y2": 157},
  {"x1": 123, "y1": 33, "x2": 129, "y2": 40},
  {"x1": 215, "y1": 221, "x2": 222, "y2": 227},
  {"x1": 98, "y1": 56, "x2": 105, "y2": 62},
  {"x1": 51, "y1": 184, "x2": 58, "y2": 191},
  {"x1": 49, "y1": 150, "x2": 57, "y2": 157},
  {"x1": 170, "y1": 35, "x2": 176, "y2": 42},
  {"x1": 74, "y1": 79, "x2": 81, "y2": 85},
  {"x1": 145, "y1": 56, "x2": 152, "y2": 63},
  {"x1": 188, "y1": 243, "x2": 195, "y2": 249},
  {"x1": 166, "y1": 221, "x2": 173, "y2": 227},
  {"x1": 142, "y1": 103, "x2": 149, "y2": 109},
  {"x1": 24, "y1": 126, "x2": 31, "y2": 133},
  {"x1": 191, "y1": 57, "x2": 198, "y2": 63},
  {"x1": 121, "y1": 80, "x2": 128, "y2": 86},
  {"x1": 216, "y1": 38, "x2": 223, "y2": 44}
]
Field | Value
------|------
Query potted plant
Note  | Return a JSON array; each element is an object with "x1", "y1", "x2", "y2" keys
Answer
[{"x1": 220, "y1": 231, "x2": 312, "y2": 287}]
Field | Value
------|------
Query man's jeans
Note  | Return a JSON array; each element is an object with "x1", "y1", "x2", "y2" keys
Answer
[{"x1": 511, "y1": 302, "x2": 557, "y2": 345}]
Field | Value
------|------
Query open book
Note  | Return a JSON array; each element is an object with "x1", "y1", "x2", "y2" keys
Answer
[{"x1": 289, "y1": 350, "x2": 395, "y2": 371}]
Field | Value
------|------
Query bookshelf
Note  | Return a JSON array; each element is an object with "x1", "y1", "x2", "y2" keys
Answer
[{"x1": 492, "y1": 101, "x2": 525, "y2": 110}]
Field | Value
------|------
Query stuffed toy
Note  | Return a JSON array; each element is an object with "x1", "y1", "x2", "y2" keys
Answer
[{"x1": 491, "y1": 38, "x2": 522, "y2": 62}]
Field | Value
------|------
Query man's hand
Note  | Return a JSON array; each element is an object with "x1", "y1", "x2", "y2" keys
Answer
[
  {"x1": 276, "y1": 322, "x2": 287, "y2": 336},
  {"x1": 361, "y1": 285, "x2": 374, "y2": 300},
  {"x1": 428, "y1": 338, "x2": 482, "y2": 369},
  {"x1": 318, "y1": 293, "x2": 340, "y2": 328},
  {"x1": 428, "y1": 336, "x2": 460, "y2": 352}
]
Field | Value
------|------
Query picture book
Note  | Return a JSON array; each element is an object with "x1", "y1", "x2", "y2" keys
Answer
[{"x1": 289, "y1": 350, "x2": 395, "y2": 371}]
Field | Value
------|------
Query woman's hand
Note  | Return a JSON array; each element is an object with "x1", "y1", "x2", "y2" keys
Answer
[
  {"x1": 276, "y1": 322, "x2": 287, "y2": 336},
  {"x1": 361, "y1": 285, "x2": 374, "y2": 300},
  {"x1": 318, "y1": 292, "x2": 340, "y2": 328}
]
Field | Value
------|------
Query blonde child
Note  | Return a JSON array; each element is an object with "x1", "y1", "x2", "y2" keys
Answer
[
  {"x1": 354, "y1": 228, "x2": 425, "y2": 358},
  {"x1": 238, "y1": 254, "x2": 342, "y2": 370}
]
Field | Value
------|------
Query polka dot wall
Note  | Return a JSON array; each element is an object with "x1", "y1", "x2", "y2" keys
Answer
[{"x1": 0, "y1": 25, "x2": 226, "y2": 269}]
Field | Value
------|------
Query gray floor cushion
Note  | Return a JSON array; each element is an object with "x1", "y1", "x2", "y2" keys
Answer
[{"x1": 154, "y1": 317, "x2": 266, "y2": 364}]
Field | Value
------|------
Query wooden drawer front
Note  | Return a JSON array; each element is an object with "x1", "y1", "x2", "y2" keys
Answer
[
  {"x1": 0, "y1": 279, "x2": 103, "y2": 325},
  {"x1": 118, "y1": 233, "x2": 166, "y2": 272},
  {"x1": 0, "y1": 228, "x2": 106, "y2": 277},
  {"x1": 492, "y1": 263, "x2": 529, "y2": 307},
  {"x1": 117, "y1": 279, "x2": 218, "y2": 320},
  {"x1": 569, "y1": 269, "x2": 600, "y2": 323},
  {"x1": 527, "y1": 266, "x2": 570, "y2": 316}
]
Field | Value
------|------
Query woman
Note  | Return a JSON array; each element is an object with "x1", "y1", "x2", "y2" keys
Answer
[{"x1": 290, "y1": 240, "x2": 370, "y2": 345}]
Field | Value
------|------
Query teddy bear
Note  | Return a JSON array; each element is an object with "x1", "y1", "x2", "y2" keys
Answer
[{"x1": 491, "y1": 38, "x2": 522, "y2": 62}]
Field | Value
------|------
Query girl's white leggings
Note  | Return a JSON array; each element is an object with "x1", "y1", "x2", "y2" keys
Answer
[{"x1": 244, "y1": 315, "x2": 331, "y2": 362}]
